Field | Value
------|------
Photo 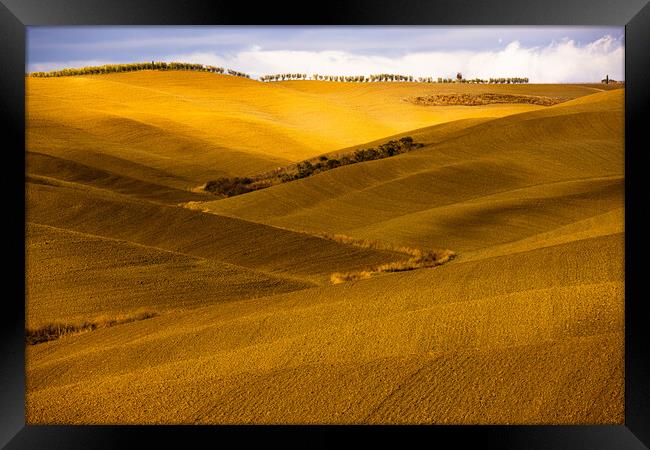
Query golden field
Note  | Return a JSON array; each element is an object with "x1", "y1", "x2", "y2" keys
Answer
[{"x1": 25, "y1": 71, "x2": 624, "y2": 424}]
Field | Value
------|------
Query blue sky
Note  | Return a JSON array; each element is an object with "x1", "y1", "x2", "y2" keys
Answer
[{"x1": 27, "y1": 26, "x2": 624, "y2": 82}]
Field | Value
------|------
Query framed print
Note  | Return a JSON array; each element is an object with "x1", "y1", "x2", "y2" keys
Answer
[{"x1": 1, "y1": 0, "x2": 649, "y2": 447}]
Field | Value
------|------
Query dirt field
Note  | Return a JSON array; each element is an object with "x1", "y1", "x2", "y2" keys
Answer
[{"x1": 26, "y1": 72, "x2": 624, "y2": 424}]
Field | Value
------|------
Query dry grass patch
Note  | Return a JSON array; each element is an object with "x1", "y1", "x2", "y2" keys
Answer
[
  {"x1": 325, "y1": 232, "x2": 456, "y2": 284},
  {"x1": 26, "y1": 310, "x2": 159, "y2": 345},
  {"x1": 330, "y1": 271, "x2": 373, "y2": 284},
  {"x1": 314, "y1": 232, "x2": 428, "y2": 257},
  {"x1": 406, "y1": 93, "x2": 568, "y2": 106},
  {"x1": 376, "y1": 249, "x2": 456, "y2": 272},
  {"x1": 330, "y1": 249, "x2": 455, "y2": 284},
  {"x1": 180, "y1": 201, "x2": 211, "y2": 212}
]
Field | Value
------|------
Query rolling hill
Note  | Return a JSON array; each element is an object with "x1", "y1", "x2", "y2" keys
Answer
[
  {"x1": 26, "y1": 178, "x2": 403, "y2": 286},
  {"x1": 26, "y1": 221, "x2": 313, "y2": 327},
  {"x1": 202, "y1": 90, "x2": 623, "y2": 251},
  {"x1": 25, "y1": 73, "x2": 624, "y2": 424},
  {"x1": 27, "y1": 72, "x2": 606, "y2": 191}
]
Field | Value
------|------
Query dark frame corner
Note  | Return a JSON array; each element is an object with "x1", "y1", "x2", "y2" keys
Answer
[{"x1": 2, "y1": 0, "x2": 648, "y2": 448}]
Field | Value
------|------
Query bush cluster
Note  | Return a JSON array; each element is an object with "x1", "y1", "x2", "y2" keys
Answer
[
  {"x1": 204, "y1": 177, "x2": 256, "y2": 197},
  {"x1": 279, "y1": 137, "x2": 422, "y2": 182},
  {"x1": 204, "y1": 136, "x2": 424, "y2": 198},
  {"x1": 354, "y1": 137, "x2": 421, "y2": 161}
]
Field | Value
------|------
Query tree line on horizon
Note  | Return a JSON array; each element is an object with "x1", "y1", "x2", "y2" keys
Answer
[
  {"x1": 260, "y1": 73, "x2": 309, "y2": 81},
  {"x1": 28, "y1": 61, "x2": 251, "y2": 79},
  {"x1": 260, "y1": 72, "x2": 530, "y2": 84},
  {"x1": 28, "y1": 62, "x2": 529, "y2": 84}
]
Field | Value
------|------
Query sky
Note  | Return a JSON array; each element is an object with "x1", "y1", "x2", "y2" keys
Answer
[{"x1": 27, "y1": 26, "x2": 625, "y2": 83}]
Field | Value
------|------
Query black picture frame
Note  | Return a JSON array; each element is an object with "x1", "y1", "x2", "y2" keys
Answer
[{"x1": 2, "y1": 1, "x2": 648, "y2": 448}]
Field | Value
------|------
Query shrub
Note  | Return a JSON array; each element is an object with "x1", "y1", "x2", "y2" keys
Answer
[
  {"x1": 279, "y1": 173, "x2": 295, "y2": 183},
  {"x1": 354, "y1": 148, "x2": 379, "y2": 162},
  {"x1": 296, "y1": 161, "x2": 315, "y2": 178},
  {"x1": 378, "y1": 141, "x2": 401, "y2": 157},
  {"x1": 399, "y1": 136, "x2": 414, "y2": 148},
  {"x1": 326, "y1": 159, "x2": 341, "y2": 169},
  {"x1": 204, "y1": 177, "x2": 254, "y2": 197}
]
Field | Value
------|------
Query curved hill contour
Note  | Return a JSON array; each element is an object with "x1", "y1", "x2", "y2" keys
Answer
[
  {"x1": 27, "y1": 72, "x2": 603, "y2": 190},
  {"x1": 25, "y1": 73, "x2": 624, "y2": 424},
  {"x1": 203, "y1": 89, "x2": 623, "y2": 253}
]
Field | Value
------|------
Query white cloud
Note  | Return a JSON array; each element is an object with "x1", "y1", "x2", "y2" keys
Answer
[{"x1": 163, "y1": 35, "x2": 623, "y2": 83}]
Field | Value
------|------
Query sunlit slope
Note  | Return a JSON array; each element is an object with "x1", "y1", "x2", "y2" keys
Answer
[
  {"x1": 27, "y1": 72, "x2": 599, "y2": 189},
  {"x1": 203, "y1": 90, "x2": 623, "y2": 254},
  {"x1": 26, "y1": 222, "x2": 313, "y2": 327},
  {"x1": 26, "y1": 179, "x2": 402, "y2": 284},
  {"x1": 25, "y1": 79, "x2": 624, "y2": 425},
  {"x1": 26, "y1": 231, "x2": 623, "y2": 424}
]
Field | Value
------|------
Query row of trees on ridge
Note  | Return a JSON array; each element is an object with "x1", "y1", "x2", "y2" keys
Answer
[
  {"x1": 29, "y1": 62, "x2": 529, "y2": 84},
  {"x1": 260, "y1": 73, "x2": 309, "y2": 81},
  {"x1": 260, "y1": 72, "x2": 530, "y2": 83},
  {"x1": 29, "y1": 61, "x2": 251, "y2": 78}
]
